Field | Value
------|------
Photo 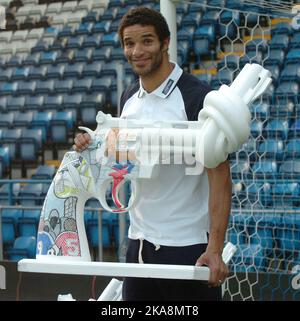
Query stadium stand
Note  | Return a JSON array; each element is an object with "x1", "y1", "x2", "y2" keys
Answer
[{"x1": 0, "y1": 0, "x2": 300, "y2": 301}]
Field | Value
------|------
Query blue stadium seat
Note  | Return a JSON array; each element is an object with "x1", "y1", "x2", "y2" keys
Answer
[
  {"x1": 17, "y1": 81, "x2": 36, "y2": 96},
  {"x1": 201, "y1": 9, "x2": 220, "y2": 25},
  {"x1": 269, "y1": 34, "x2": 289, "y2": 50},
  {"x1": 6, "y1": 96, "x2": 26, "y2": 112},
  {"x1": 82, "y1": 34, "x2": 102, "y2": 49},
  {"x1": 280, "y1": 63, "x2": 300, "y2": 82},
  {"x1": 252, "y1": 160, "x2": 278, "y2": 179},
  {"x1": 65, "y1": 35, "x2": 84, "y2": 50},
  {"x1": 14, "y1": 111, "x2": 34, "y2": 128},
  {"x1": 91, "y1": 77, "x2": 112, "y2": 93},
  {"x1": 18, "y1": 128, "x2": 43, "y2": 162},
  {"x1": 56, "y1": 49, "x2": 75, "y2": 64},
  {"x1": 211, "y1": 69, "x2": 234, "y2": 88},
  {"x1": 25, "y1": 95, "x2": 44, "y2": 111},
  {"x1": 31, "y1": 165, "x2": 55, "y2": 180},
  {"x1": 64, "y1": 62, "x2": 84, "y2": 78},
  {"x1": 82, "y1": 61, "x2": 102, "y2": 78},
  {"x1": 231, "y1": 244, "x2": 267, "y2": 271},
  {"x1": 290, "y1": 31, "x2": 300, "y2": 48},
  {"x1": 11, "y1": 66, "x2": 30, "y2": 81},
  {"x1": 0, "y1": 112, "x2": 14, "y2": 128},
  {"x1": 92, "y1": 47, "x2": 112, "y2": 61},
  {"x1": 63, "y1": 93, "x2": 83, "y2": 111},
  {"x1": 289, "y1": 120, "x2": 300, "y2": 139},
  {"x1": 49, "y1": 111, "x2": 74, "y2": 143},
  {"x1": 270, "y1": 101, "x2": 294, "y2": 118},
  {"x1": 279, "y1": 160, "x2": 300, "y2": 179},
  {"x1": 102, "y1": 7, "x2": 118, "y2": 21},
  {"x1": 263, "y1": 119, "x2": 289, "y2": 140},
  {"x1": 80, "y1": 93, "x2": 105, "y2": 124},
  {"x1": 0, "y1": 68, "x2": 13, "y2": 82},
  {"x1": 17, "y1": 209, "x2": 40, "y2": 239},
  {"x1": 271, "y1": 22, "x2": 293, "y2": 36},
  {"x1": 271, "y1": 183, "x2": 300, "y2": 208},
  {"x1": 35, "y1": 79, "x2": 55, "y2": 95},
  {"x1": 46, "y1": 64, "x2": 65, "y2": 79},
  {"x1": 86, "y1": 213, "x2": 111, "y2": 249},
  {"x1": 285, "y1": 48, "x2": 300, "y2": 64},
  {"x1": 230, "y1": 160, "x2": 250, "y2": 180},
  {"x1": 0, "y1": 128, "x2": 22, "y2": 160},
  {"x1": 7, "y1": 236, "x2": 36, "y2": 260},
  {"x1": 276, "y1": 214, "x2": 300, "y2": 252},
  {"x1": 246, "y1": 182, "x2": 272, "y2": 206},
  {"x1": 0, "y1": 183, "x2": 21, "y2": 205},
  {"x1": 91, "y1": 21, "x2": 111, "y2": 34},
  {"x1": 53, "y1": 79, "x2": 73, "y2": 94},
  {"x1": 0, "y1": 146, "x2": 10, "y2": 178},
  {"x1": 1, "y1": 210, "x2": 16, "y2": 249},
  {"x1": 285, "y1": 139, "x2": 300, "y2": 161},
  {"x1": 251, "y1": 99, "x2": 270, "y2": 120},
  {"x1": 23, "y1": 52, "x2": 41, "y2": 66},
  {"x1": 264, "y1": 49, "x2": 286, "y2": 67},
  {"x1": 28, "y1": 65, "x2": 47, "y2": 80},
  {"x1": 102, "y1": 33, "x2": 119, "y2": 47},
  {"x1": 73, "y1": 48, "x2": 93, "y2": 63},
  {"x1": 18, "y1": 184, "x2": 43, "y2": 207},
  {"x1": 30, "y1": 110, "x2": 52, "y2": 142},
  {"x1": 43, "y1": 95, "x2": 63, "y2": 110},
  {"x1": 72, "y1": 77, "x2": 92, "y2": 93},
  {"x1": 217, "y1": 55, "x2": 239, "y2": 70},
  {"x1": 250, "y1": 119, "x2": 263, "y2": 138},
  {"x1": 82, "y1": 11, "x2": 99, "y2": 24},
  {"x1": 74, "y1": 22, "x2": 93, "y2": 36},
  {"x1": 258, "y1": 139, "x2": 284, "y2": 161},
  {"x1": 39, "y1": 51, "x2": 58, "y2": 65},
  {"x1": 1, "y1": 82, "x2": 18, "y2": 95}
]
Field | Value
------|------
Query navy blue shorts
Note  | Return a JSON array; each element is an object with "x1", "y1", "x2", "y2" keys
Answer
[{"x1": 122, "y1": 238, "x2": 222, "y2": 301}]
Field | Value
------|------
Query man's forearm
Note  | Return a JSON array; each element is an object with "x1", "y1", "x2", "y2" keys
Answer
[{"x1": 206, "y1": 161, "x2": 232, "y2": 254}]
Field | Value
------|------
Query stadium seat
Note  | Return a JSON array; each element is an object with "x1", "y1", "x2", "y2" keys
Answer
[
  {"x1": 43, "y1": 95, "x2": 63, "y2": 110},
  {"x1": 0, "y1": 183, "x2": 21, "y2": 205},
  {"x1": 0, "y1": 146, "x2": 10, "y2": 178},
  {"x1": 49, "y1": 111, "x2": 74, "y2": 143},
  {"x1": 0, "y1": 112, "x2": 14, "y2": 128},
  {"x1": 289, "y1": 120, "x2": 300, "y2": 139},
  {"x1": 230, "y1": 160, "x2": 250, "y2": 180},
  {"x1": 276, "y1": 214, "x2": 300, "y2": 252},
  {"x1": 86, "y1": 213, "x2": 111, "y2": 251},
  {"x1": 64, "y1": 62, "x2": 84, "y2": 78},
  {"x1": 6, "y1": 236, "x2": 37, "y2": 261},
  {"x1": 279, "y1": 160, "x2": 300, "y2": 179},
  {"x1": 0, "y1": 128, "x2": 22, "y2": 160},
  {"x1": 17, "y1": 208, "x2": 41, "y2": 237},
  {"x1": 35, "y1": 79, "x2": 55, "y2": 95},
  {"x1": 46, "y1": 64, "x2": 65, "y2": 79},
  {"x1": 258, "y1": 139, "x2": 284, "y2": 161},
  {"x1": 280, "y1": 63, "x2": 300, "y2": 82},
  {"x1": 271, "y1": 183, "x2": 300, "y2": 208},
  {"x1": 31, "y1": 165, "x2": 56, "y2": 180},
  {"x1": 28, "y1": 65, "x2": 47, "y2": 80},
  {"x1": 232, "y1": 244, "x2": 267, "y2": 271},
  {"x1": 30, "y1": 110, "x2": 52, "y2": 142},
  {"x1": 53, "y1": 79, "x2": 73, "y2": 94},
  {"x1": 269, "y1": 34, "x2": 289, "y2": 51},
  {"x1": 263, "y1": 119, "x2": 289, "y2": 140},
  {"x1": 252, "y1": 160, "x2": 278, "y2": 179},
  {"x1": 264, "y1": 49, "x2": 286, "y2": 67},
  {"x1": 285, "y1": 139, "x2": 300, "y2": 159},
  {"x1": 250, "y1": 119, "x2": 263, "y2": 138},
  {"x1": 18, "y1": 128, "x2": 43, "y2": 162},
  {"x1": 14, "y1": 111, "x2": 34, "y2": 128},
  {"x1": 80, "y1": 93, "x2": 105, "y2": 124}
]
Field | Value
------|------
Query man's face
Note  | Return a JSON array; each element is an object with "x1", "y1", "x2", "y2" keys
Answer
[{"x1": 122, "y1": 24, "x2": 168, "y2": 76}]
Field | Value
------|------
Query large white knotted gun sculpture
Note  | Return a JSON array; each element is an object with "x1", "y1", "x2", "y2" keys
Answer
[{"x1": 33, "y1": 63, "x2": 271, "y2": 261}]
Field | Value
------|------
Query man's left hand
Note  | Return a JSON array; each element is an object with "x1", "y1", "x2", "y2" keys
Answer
[{"x1": 196, "y1": 250, "x2": 229, "y2": 287}]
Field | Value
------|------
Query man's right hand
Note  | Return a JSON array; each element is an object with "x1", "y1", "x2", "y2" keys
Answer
[{"x1": 73, "y1": 133, "x2": 91, "y2": 152}]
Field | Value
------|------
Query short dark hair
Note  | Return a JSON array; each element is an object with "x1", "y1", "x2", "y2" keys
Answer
[{"x1": 118, "y1": 7, "x2": 171, "y2": 47}]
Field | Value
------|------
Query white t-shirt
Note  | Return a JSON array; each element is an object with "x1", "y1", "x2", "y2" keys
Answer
[{"x1": 120, "y1": 63, "x2": 212, "y2": 246}]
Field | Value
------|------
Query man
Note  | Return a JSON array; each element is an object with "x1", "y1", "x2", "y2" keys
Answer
[{"x1": 74, "y1": 7, "x2": 231, "y2": 301}]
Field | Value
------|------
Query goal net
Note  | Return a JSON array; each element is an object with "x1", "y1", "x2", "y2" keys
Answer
[{"x1": 174, "y1": 0, "x2": 300, "y2": 300}]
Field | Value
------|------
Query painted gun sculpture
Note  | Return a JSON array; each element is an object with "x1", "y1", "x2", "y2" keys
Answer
[{"x1": 36, "y1": 63, "x2": 271, "y2": 260}]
